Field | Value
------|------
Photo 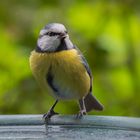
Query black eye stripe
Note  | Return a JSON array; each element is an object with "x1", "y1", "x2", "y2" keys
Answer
[
  {"x1": 43, "y1": 31, "x2": 68, "y2": 37},
  {"x1": 45, "y1": 32, "x2": 61, "y2": 36}
]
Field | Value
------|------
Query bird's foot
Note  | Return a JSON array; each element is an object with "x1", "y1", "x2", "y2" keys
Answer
[
  {"x1": 43, "y1": 110, "x2": 59, "y2": 120},
  {"x1": 76, "y1": 109, "x2": 87, "y2": 119}
]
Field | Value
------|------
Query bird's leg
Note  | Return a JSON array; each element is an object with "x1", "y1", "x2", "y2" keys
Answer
[
  {"x1": 76, "y1": 97, "x2": 87, "y2": 119},
  {"x1": 43, "y1": 99, "x2": 59, "y2": 120}
]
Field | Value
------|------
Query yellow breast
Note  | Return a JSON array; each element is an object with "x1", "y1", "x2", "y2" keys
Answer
[{"x1": 29, "y1": 49, "x2": 90, "y2": 100}]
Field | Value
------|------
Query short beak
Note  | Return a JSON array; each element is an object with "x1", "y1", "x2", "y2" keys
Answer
[{"x1": 59, "y1": 33, "x2": 68, "y2": 39}]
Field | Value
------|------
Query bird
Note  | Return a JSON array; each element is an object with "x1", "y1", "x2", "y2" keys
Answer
[{"x1": 29, "y1": 23, "x2": 103, "y2": 119}]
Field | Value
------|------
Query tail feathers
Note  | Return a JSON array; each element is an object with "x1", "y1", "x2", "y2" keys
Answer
[{"x1": 84, "y1": 93, "x2": 104, "y2": 112}]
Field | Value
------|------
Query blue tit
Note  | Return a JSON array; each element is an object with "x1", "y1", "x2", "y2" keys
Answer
[{"x1": 29, "y1": 23, "x2": 103, "y2": 119}]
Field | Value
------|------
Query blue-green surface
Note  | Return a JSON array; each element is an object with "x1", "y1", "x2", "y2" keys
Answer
[
  {"x1": 0, "y1": 125, "x2": 140, "y2": 140},
  {"x1": 0, "y1": 115, "x2": 140, "y2": 139}
]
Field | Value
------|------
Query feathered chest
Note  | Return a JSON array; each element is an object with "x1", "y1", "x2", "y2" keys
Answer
[{"x1": 29, "y1": 49, "x2": 90, "y2": 99}]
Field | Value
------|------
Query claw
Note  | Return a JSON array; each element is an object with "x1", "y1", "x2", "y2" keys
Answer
[
  {"x1": 76, "y1": 109, "x2": 87, "y2": 119},
  {"x1": 43, "y1": 99, "x2": 59, "y2": 120},
  {"x1": 43, "y1": 110, "x2": 59, "y2": 120}
]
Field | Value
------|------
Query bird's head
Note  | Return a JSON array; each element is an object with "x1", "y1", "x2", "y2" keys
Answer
[{"x1": 37, "y1": 23, "x2": 69, "y2": 52}]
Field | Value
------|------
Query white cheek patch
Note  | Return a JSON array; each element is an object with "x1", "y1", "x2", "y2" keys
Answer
[
  {"x1": 39, "y1": 29, "x2": 46, "y2": 35},
  {"x1": 37, "y1": 36, "x2": 48, "y2": 50},
  {"x1": 64, "y1": 37, "x2": 73, "y2": 49},
  {"x1": 37, "y1": 36, "x2": 60, "y2": 51}
]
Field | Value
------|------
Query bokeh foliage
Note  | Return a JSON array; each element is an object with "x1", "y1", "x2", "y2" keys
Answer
[{"x1": 0, "y1": 0, "x2": 140, "y2": 116}]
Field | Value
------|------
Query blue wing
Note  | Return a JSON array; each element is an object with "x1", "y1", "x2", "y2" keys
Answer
[
  {"x1": 74, "y1": 45, "x2": 104, "y2": 112},
  {"x1": 74, "y1": 45, "x2": 92, "y2": 92}
]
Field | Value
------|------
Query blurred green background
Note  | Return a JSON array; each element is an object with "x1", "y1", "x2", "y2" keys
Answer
[{"x1": 0, "y1": 0, "x2": 140, "y2": 117}]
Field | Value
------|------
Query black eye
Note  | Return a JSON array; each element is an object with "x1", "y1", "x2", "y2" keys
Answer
[
  {"x1": 65, "y1": 31, "x2": 68, "y2": 34},
  {"x1": 49, "y1": 32, "x2": 56, "y2": 36},
  {"x1": 45, "y1": 32, "x2": 61, "y2": 36}
]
